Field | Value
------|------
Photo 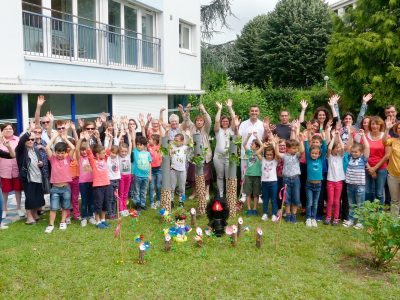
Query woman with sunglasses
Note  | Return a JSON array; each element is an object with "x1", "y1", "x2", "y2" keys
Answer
[
  {"x1": 32, "y1": 125, "x2": 50, "y2": 195},
  {"x1": 15, "y1": 123, "x2": 45, "y2": 225}
]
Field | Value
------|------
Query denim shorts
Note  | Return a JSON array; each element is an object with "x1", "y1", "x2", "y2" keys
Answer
[{"x1": 50, "y1": 185, "x2": 71, "y2": 210}]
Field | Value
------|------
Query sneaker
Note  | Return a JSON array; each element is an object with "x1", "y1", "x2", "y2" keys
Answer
[
  {"x1": 316, "y1": 216, "x2": 323, "y2": 222},
  {"x1": 324, "y1": 219, "x2": 331, "y2": 225},
  {"x1": 1, "y1": 211, "x2": 6, "y2": 219},
  {"x1": 59, "y1": 222, "x2": 67, "y2": 230},
  {"x1": 258, "y1": 196, "x2": 263, "y2": 204},
  {"x1": 101, "y1": 221, "x2": 110, "y2": 228},
  {"x1": 311, "y1": 219, "x2": 318, "y2": 228},
  {"x1": 332, "y1": 220, "x2": 339, "y2": 226},
  {"x1": 88, "y1": 217, "x2": 97, "y2": 225},
  {"x1": 291, "y1": 215, "x2": 297, "y2": 224},
  {"x1": 246, "y1": 210, "x2": 252, "y2": 216},
  {"x1": 305, "y1": 218, "x2": 312, "y2": 227},
  {"x1": 44, "y1": 225, "x2": 54, "y2": 234},
  {"x1": 150, "y1": 203, "x2": 157, "y2": 209},
  {"x1": 156, "y1": 201, "x2": 161, "y2": 208},
  {"x1": 271, "y1": 215, "x2": 278, "y2": 222},
  {"x1": 261, "y1": 214, "x2": 268, "y2": 221},
  {"x1": 284, "y1": 215, "x2": 291, "y2": 222},
  {"x1": 239, "y1": 195, "x2": 246, "y2": 203},
  {"x1": 343, "y1": 220, "x2": 354, "y2": 228},
  {"x1": 18, "y1": 210, "x2": 26, "y2": 218},
  {"x1": 353, "y1": 223, "x2": 364, "y2": 230},
  {"x1": 81, "y1": 219, "x2": 87, "y2": 227},
  {"x1": 65, "y1": 217, "x2": 71, "y2": 225},
  {"x1": 0, "y1": 223, "x2": 9, "y2": 230},
  {"x1": 96, "y1": 222, "x2": 107, "y2": 229},
  {"x1": 252, "y1": 210, "x2": 258, "y2": 216}
]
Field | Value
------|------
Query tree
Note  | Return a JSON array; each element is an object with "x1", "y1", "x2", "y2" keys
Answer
[
  {"x1": 326, "y1": 0, "x2": 400, "y2": 108},
  {"x1": 201, "y1": 0, "x2": 233, "y2": 40},
  {"x1": 259, "y1": 0, "x2": 332, "y2": 88},
  {"x1": 228, "y1": 14, "x2": 270, "y2": 86}
]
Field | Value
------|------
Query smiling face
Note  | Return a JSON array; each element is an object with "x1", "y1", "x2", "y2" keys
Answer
[
  {"x1": 385, "y1": 106, "x2": 397, "y2": 121},
  {"x1": 370, "y1": 120, "x2": 381, "y2": 133},
  {"x1": 195, "y1": 116, "x2": 204, "y2": 129},
  {"x1": 317, "y1": 111, "x2": 326, "y2": 124},
  {"x1": 151, "y1": 120, "x2": 159, "y2": 130},
  {"x1": 279, "y1": 111, "x2": 289, "y2": 125},
  {"x1": 249, "y1": 106, "x2": 260, "y2": 121},
  {"x1": 343, "y1": 115, "x2": 353, "y2": 126},
  {"x1": 310, "y1": 148, "x2": 321, "y2": 160},
  {"x1": 25, "y1": 133, "x2": 35, "y2": 148},
  {"x1": 220, "y1": 117, "x2": 230, "y2": 129},
  {"x1": 362, "y1": 118, "x2": 370, "y2": 131},
  {"x1": 119, "y1": 146, "x2": 128, "y2": 158},
  {"x1": 265, "y1": 150, "x2": 274, "y2": 161},
  {"x1": 2, "y1": 125, "x2": 14, "y2": 138},
  {"x1": 33, "y1": 128, "x2": 42, "y2": 140},
  {"x1": 41, "y1": 116, "x2": 51, "y2": 129}
]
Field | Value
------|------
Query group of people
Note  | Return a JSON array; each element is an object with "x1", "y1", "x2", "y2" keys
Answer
[{"x1": 0, "y1": 94, "x2": 399, "y2": 233}]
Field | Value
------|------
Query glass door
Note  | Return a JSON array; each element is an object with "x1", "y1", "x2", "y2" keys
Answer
[
  {"x1": 142, "y1": 12, "x2": 154, "y2": 68},
  {"x1": 77, "y1": 0, "x2": 96, "y2": 60},
  {"x1": 51, "y1": 0, "x2": 73, "y2": 57},
  {"x1": 124, "y1": 6, "x2": 138, "y2": 66},
  {"x1": 108, "y1": 0, "x2": 121, "y2": 64}
]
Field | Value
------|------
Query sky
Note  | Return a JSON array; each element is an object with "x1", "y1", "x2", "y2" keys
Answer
[{"x1": 201, "y1": 0, "x2": 340, "y2": 44}]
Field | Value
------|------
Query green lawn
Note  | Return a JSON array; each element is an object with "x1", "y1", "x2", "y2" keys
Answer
[{"x1": 1, "y1": 200, "x2": 399, "y2": 299}]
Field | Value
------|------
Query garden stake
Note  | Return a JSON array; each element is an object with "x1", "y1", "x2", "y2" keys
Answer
[
  {"x1": 190, "y1": 208, "x2": 197, "y2": 226},
  {"x1": 114, "y1": 190, "x2": 124, "y2": 264},
  {"x1": 227, "y1": 135, "x2": 238, "y2": 217},
  {"x1": 237, "y1": 217, "x2": 243, "y2": 238},
  {"x1": 193, "y1": 133, "x2": 206, "y2": 215},
  {"x1": 164, "y1": 234, "x2": 172, "y2": 252},
  {"x1": 275, "y1": 185, "x2": 287, "y2": 250},
  {"x1": 160, "y1": 136, "x2": 172, "y2": 212},
  {"x1": 256, "y1": 227, "x2": 263, "y2": 249}
]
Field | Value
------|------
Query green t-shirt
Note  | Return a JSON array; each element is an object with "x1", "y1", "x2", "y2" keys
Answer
[{"x1": 245, "y1": 149, "x2": 261, "y2": 177}]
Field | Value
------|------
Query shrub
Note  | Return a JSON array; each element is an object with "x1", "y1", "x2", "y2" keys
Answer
[{"x1": 355, "y1": 200, "x2": 400, "y2": 268}]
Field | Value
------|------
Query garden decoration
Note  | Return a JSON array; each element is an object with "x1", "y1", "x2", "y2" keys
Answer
[
  {"x1": 275, "y1": 184, "x2": 287, "y2": 250},
  {"x1": 225, "y1": 225, "x2": 238, "y2": 247},
  {"x1": 169, "y1": 210, "x2": 191, "y2": 242},
  {"x1": 256, "y1": 227, "x2": 263, "y2": 249},
  {"x1": 206, "y1": 196, "x2": 229, "y2": 237},
  {"x1": 192, "y1": 133, "x2": 207, "y2": 215},
  {"x1": 159, "y1": 208, "x2": 172, "y2": 223},
  {"x1": 134, "y1": 234, "x2": 150, "y2": 264},
  {"x1": 237, "y1": 217, "x2": 243, "y2": 238},
  {"x1": 114, "y1": 190, "x2": 124, "y2": 264},
  {"x1": 190, "y1": 208, "x2": 197, "y2": 226},
  {"x1": 129, "y1": 209, "x2": 139, "y2": 229},
  {"x1": 163, "y1": 232, "x2": 172, "y2": 252},
  {"x1": 227, "y1": 135, "x2": 240, "y2": 217},
  {"x1": 160, "y1": 136, "x2": 172, "y2": 212},
  {"x1": 194, "y1": 227, "x2": 203, "y2": 247}
]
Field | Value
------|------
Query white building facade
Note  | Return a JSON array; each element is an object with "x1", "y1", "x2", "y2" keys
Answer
[
  {"x1": 330, "y1": 0, "x2": 356, "y2": 17},
  {"x1": 0, "y1": 0, "x2": 201, "y2": 132}
]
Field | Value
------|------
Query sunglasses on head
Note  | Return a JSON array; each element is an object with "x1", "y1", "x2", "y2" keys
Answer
[
  {"x1": 41, "y1": 121, "x2": 50, "y2": 124},
  {"x1": 57, "y1": 127, "x2": 65, "y2": 130}
]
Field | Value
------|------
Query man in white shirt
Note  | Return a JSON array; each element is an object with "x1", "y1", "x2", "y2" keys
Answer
[{"x1": 238, "y1": 105, "x2": 264, "y2": 202}]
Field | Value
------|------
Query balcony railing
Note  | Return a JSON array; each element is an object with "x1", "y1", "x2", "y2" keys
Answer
[{"x1": 22, "y1": 10, "x2": 161, "y2": 72}]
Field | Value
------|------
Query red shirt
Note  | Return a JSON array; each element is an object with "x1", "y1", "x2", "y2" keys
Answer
[
  {"x1": 87, "y1": 149, "x2": 110, "y2": 187},
  {"x1": 148, "y1": 144, "x2": 162, "y2": 168},
  {"x1": 50, "y1": 155, "x2": 72, "y2": 184},
  {"x1": 366, "y1": 134, "x2": 388, "y2": 170}
]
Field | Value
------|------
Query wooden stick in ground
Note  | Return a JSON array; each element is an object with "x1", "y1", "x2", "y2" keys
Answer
[
  {"x1": 237, "y1": 217, "x2": 243, "y2": 238},
  {"x1": 275, "y1": 184, "x2": 287, "y2": 250},
  {"x1": 231, "y1": 225, "x2": 238, "y2": 247},
  {"x1": 256, "y1": 227, "x2": 263, "y2": 249},
  {"x1": 138, "y1": 246, "x2": 145, "y2": 264},
  {"x1": 193, "y1": 133, "x2": 206, "y2": 215},
  {"x1": 227, "y1": 135, "x2": 238, "y2": 218},
  {"x1": 190, "y1": 208, "x2": 197, "y2": 227},
  {"x1": 164, "y1": 234, "x2": 172, "y2": 252},
  {"x1": 115, "y1": 190, "x2": 124, "y2": 264},
  {"x1": 160, "y1": 136, "x2": 172, "y2": 212}
]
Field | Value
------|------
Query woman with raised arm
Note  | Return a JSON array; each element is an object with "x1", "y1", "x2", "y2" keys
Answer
[{"x1": 213, "y1": 99, "x2": 239, "y2": 198}]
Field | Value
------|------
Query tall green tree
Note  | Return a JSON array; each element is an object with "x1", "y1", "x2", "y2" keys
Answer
[
  {"x1": 259, "y1": 0, "x2": 332, "y2": 88},
  {"x1": 201, "y1": 0, "x2": 233, "y2": 39},
  {"x1": 228, "y1": 14, "x2": 270, "y2": 86},
  {"x1": 326, "y1": 0, "x2": 400, "y2": 108}
]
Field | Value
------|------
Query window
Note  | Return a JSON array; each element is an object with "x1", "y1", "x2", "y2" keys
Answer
[
  {"x1": 0, "y1": 94, "x2": 18, "y2": 127},
  {"x1": 179, "y1": 22, "x2": 191, "y2": 51}
]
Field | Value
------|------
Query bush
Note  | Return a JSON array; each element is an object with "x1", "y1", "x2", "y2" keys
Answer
[{"x1": 355, "y1": 200, "x2": 400, "y2": 268}]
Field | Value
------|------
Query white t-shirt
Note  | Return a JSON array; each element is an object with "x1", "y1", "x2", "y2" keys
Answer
[
  {"x1": 119, "y1": 155, "x2": 131, "y2": 175},
  {"x1": 238, "y1": 119, "x2": 264, "y2": 159},
  {"x1": 171, "y1": 145, "x2": 188, "y2": 171},
  {"x1": 215, "y1": 128, "x2": 234, "y2": 155},
  {"x1": 261, "y1": 158, "x2": 278, "y2": 182},
  {"x1": 107, "y1": 156, "x2": 121, "y2": 180},
  {"x1": 327, "y1": 154, "x2": 345, "y2": 182}
]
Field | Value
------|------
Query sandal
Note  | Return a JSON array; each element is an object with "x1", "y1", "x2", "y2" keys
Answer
[{"x1": 25, "y1": 220, "x2": 36, "y2": 225}]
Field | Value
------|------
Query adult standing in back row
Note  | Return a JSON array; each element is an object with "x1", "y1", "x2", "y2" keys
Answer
[{"x1": 238, "y1": 105, "x2": 264, "y2": 202}]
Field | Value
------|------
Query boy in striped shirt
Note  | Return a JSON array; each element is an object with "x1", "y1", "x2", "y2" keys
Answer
[{"x1": 343, "y1": 129, "x2": 370, "y2": 229}]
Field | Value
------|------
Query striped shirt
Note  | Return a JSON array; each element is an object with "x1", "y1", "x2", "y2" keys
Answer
[{"x1": 345, "y1": 155, "x2": 368, "y2": 185}]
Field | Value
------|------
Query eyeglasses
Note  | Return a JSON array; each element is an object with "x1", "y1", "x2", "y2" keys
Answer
[
  {"x1": 28, "y1": 138, "x2": 35, "y2": 141},
  {"x1": 33, "y1": 131, "x2": 42, "y2": 134},
  {"x1": 86, "y1": 127, "x2": 95, "y2": 131},
  {"x1": 57, "y1": 127, "x2": 65, "y2": 131},
  {"x1": 41, "y1": 121, "x2": 50, "y2": 124}
]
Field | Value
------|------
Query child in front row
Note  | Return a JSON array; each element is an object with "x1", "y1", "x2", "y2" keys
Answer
[
  {"x1": 107, "y1": 145, "x2": 121, "y2": 218},
  {"x1": 304, "y1": 129, "x2": 327, "y2": 228},
  {"x1": 118, "y1": 130, "x2": 132, "y2": 216},
  {"x1": 86, "y1": 134, "x2": 112, "y2": 229},
  {"x1": 45, "y1": 132, "x2": 76, "y2": 233},
  {"x1": 170, "y1": 133, "x2": 189, "y2": 207},
  {"x1": 343, "y1": 129, "x2": 370, "y2": 229},
  {"x1": 243, "y1": 132, "x2": 262, "y2": 216},
  {"x1": 133, "y1": 136, "x2": 152, "y2": 210},
  {"x1": 257, "y1": 141, "x2": 279, "y2": 222}
]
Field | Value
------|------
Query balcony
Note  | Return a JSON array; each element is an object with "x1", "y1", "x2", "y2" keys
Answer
[{"x1": 22, "y1": 10, "x2": 161, "y2": 72}]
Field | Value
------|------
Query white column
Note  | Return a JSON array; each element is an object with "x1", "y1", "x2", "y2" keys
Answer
[
  {"x1": 42, "y1": 0, "x2": 52, "y2": 57},
  {"x1": 21, "y1": 93, "x2": 29, "y2": 131}
]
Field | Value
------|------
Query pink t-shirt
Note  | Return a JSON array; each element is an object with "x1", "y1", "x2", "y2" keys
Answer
[
  {"x1": 50, "y1": 155, "x2": 72, "y2": 184},
  {"x1": 0, "y1": 135, "x2": 19, "y2": 179},
  {"x1": 148, "y1": 144, "x2": 162, "y2": 168},
  {"x1": 79, "y1": 156, "x2": 93, "y2": 183},
  {"x1": 87, "y1": 149, "x2": 110, "y2": 187},
  {"x1": 366, "y1": 133, "x2": 388, "y2": 170}
]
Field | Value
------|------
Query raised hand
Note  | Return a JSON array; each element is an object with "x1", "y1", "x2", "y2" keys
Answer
[
  {"x1": 199, "y1": 103, "x2": 205, "y2": 112},
  {"x1": 177, "y1": 104, "x2": 184, "y2": 114},
  {"x1": 146, "y1": 113, "x2": 152, "y2": 123},
  {"x1": 78, "y1": 118, "x2": 85, "y2": 129},
  {"x1": 95, "y1": 118, "x2": 102, "y2": 128},
  {"x1": 100, "y1": 112, "x2": 107, "y2": 123},
  {"x1": 226, "y1": 99, "x2": 233, "y2": 108},
  {"x1": 362, "y1": 93, "x2": 373, "y2": 104},
  {"x1": 385, "y1": 117, "x2": 394, "y2": 130},
  {"x1": 234, "y1": 115, "x2": 241, "y2": 128},
  {"x1": 216, "y1": 102, "x2": 222, "y2": 110},
  {"x1": 138, "y1": 113, "x2": 145, "y2": 126},
  {"x1": 37, "y1": 95, "x2": 45, "y2": 107},
  {"x1": 185, "y1": 103, "x2": 192, "y2": 112},
  {"x1": 70, "y1": 121, "x2": 76, "y2": 131},
  {"x1": 328, "y1": 94, "x2": 340, "y2": 106},
  {"x1": 300, "y1": 99, "x2": 308, "y2": 110},
  {"x1": 325, "y1": 119, "x2": 333, "y2": 130},
  {"x1": 160, "y1": 107, "x2": 166, "y2": 113},
  {"x1": 65, "y1": 120, "x2": 71, "y2": 131}
]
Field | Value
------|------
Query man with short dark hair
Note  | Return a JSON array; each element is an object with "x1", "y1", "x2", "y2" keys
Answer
[
  {"x1": 385, "y1": 105, "x2": 399, "y2": 138},
  {"x1": 274, "y1": 110, "x2": 291, "y2": 140}
]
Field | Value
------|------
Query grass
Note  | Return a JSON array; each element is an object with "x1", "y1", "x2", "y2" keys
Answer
[{"x1": 1, "y1": 199, "x2": 400, "y2": 299}]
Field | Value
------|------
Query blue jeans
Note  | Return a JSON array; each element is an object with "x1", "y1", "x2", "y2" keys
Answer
[
  {"x1": 50, "y1": 185, "x2": 71, "y2": 210},
  {"x1": 134, "y1": 176, "x2": 149, "y2": 207},
  {"x1": 283, "y1": 176, "x2": 300, "y2": 206},
  {"x1": 306, "y1": 182, "x2": 322, "y2": 219},
  {"x1": 149, "y1": 167, "x2": 162, "y2": 205},
  {"x1": 366, "y1": 168, "x2": 387, "y2": 205},
  {"x1": 261, "y1": 181, "x2": 278, "y2": 215},
  {"x1": 79, "y1": 182, "x2": 94, "y2": 219},
  {"x1": 347, "y1": 184, "x2": 365, "y2": 221}
]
